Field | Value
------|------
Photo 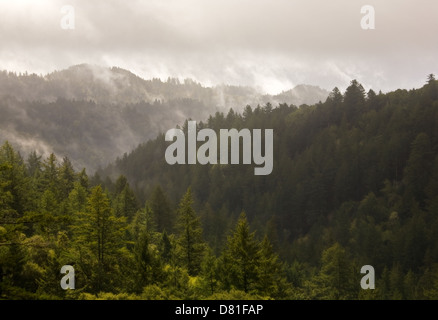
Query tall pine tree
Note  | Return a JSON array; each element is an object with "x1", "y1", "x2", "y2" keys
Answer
[
  {"x1": 175, "y1": 188, "x2": 205, "y2": 276},
  {"x1": 71, "y1": 185, "x2": 126, "y2": 292},
  {"x1": 221, "y1": 212, "x2": 260, "y2": 293}
]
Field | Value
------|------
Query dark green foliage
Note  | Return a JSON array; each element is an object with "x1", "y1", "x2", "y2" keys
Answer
[
  {"x1": 0, "y1": 65, "x2": 328, "y2": 174},
  {"x1": 403, "y1": 133, "x2": 433, "y2": 208},
  {"x1": 175, "y1": 188, "x2": 205, "y2": 276},
  {"x1": 130, "y1": 206, "x2": 162, "y2": 292},
  {"x1": 309, "y1": 243, "x2": 358, "y2": 300},
  {"x1": 2, "y1": 76, "x2": 438, "y2": 299},
  {"x1": 220, "y1": 212, "x2": 260, "y2": 293},
  {"x1": 113, "y1": 175, "x2": 138, "y2": 222},
  {"x1": 70, "y1": 185, "x2": 127, "y2": 292},
  {"x1": 149, "y1": 186, "x2": 173, "y2": 232},
  {"x1": 94, "y1": 76, "x2": 438, "y2": 299}
]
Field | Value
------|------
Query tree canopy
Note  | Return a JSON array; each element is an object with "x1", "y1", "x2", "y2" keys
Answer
[{"x1": 1, "y1": 76, "x2": 438, "y2": 299}]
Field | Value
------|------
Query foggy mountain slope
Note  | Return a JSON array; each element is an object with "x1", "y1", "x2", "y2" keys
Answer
[
  {"x1": 271, "y1": 84, "x2": 331, "y2": 106},
  {"x1": 0, "y1": 64, "x2": 329, "y2": 172},
  {"x1": 0, "y1": 64, "x2": 329, "y2": 108}
]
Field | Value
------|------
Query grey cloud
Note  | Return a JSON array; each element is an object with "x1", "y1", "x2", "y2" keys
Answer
[{"x1": 0, "y1": 0, "x2": 437, "y2": 94}]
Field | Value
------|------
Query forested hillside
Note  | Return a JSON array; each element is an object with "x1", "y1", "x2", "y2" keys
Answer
[
  {"x1": 1, "y1": 76, "x2": 438, "y2": 299},
  {"x1": 100, "y1": 75, "x2": 438, "y2": 298},
  {"x1": 0, "y1": 64, "x2": 328, "y2": 172}
]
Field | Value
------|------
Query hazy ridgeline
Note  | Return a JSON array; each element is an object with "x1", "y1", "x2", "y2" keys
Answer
[
  {"x1": 1, "y1": 72, "x2": 438, "y2": 299},
  {"x1": 0, "y1": 64, "x2": 328, "y2": 172}
]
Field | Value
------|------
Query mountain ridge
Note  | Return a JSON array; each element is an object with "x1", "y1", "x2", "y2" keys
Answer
[
  {"x1": 0, "y1": 64, "x2": 329, "y2": 172},
  {"x1": 0, "y1": 63, "x2": 330, "y2": 107}
]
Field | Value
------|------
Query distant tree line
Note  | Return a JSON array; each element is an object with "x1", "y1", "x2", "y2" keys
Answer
[{"x1": 1, "y1": 75, "x2": 438, "y2": 299}]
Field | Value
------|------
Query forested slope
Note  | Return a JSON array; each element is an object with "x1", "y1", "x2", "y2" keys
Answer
[
  {"x1": 1, "y1": 76, "x2": 438, "y2": 299},
  {"x1": 0, "y1": 64, "x2": 328, "y2": 172}
]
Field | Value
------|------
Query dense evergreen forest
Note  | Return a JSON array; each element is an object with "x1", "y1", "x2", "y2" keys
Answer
[
  {"x1": 0, "y1": 64, "x2": 328, "y2": 172},
  {"x1": 1, "y1": 76, "x2": 438, "y2": 299}
]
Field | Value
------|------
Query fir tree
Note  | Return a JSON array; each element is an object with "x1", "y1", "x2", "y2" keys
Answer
[
  {"x1": 175, "y1": 188, "x2": 205, "y2": 276},
  {"x1": 221, "y1": 212, "x2": 260, "y2": 293}
]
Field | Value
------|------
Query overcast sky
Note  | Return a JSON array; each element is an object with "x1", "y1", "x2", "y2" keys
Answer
[{"x1": 0, "y1": 0, "x2": 437, "y2": 94}]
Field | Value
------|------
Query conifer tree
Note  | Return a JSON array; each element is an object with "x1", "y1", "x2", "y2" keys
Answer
[
  {"x1": 131, "y1": 206, "x2": 160, "y2": 292},
  {"x1": 312, "y1": 242, "x2": 357, "y2": 300},
  {"x1": 150, "y1": 185, "x2": 173, "y2": 232},
  {"x1": 257, "y1": 235, "x2": 290, "y2": 298},
  {"x1": 221, "y1": 212, "x2": 260, "y2": 293},
  {"x1": 403, "y1": 132, "x2": 433, "y2": 208},
  {"x1": 72, "y1": 185, "x2": 126, "y2": 292},
  {"x1": 199, "y1": 247, "x2": 218, "y2": 296},
  {"x1": 113, "y1": 177, "x2": 138, "y2": 222},
  {"x1": 68, "y1": 181, "x2": 88, "y2": 214},
  {"x1": 0, "y1": 141, "x2": 28, "y2": 215},
  {"x1": 41, "y1": 153, "x2": 59, "y2": 197},
  {"x1": 59, "y1": 157, "x2": 76, "y2": 200},
  {"x1": 175, "y1": 188, "x2": 205, "y2": 276}
]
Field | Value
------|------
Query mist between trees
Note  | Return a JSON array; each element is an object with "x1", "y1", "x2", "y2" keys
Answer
[{"x1": 1, "y1": 76, "x2": 438, "y2": 299}]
